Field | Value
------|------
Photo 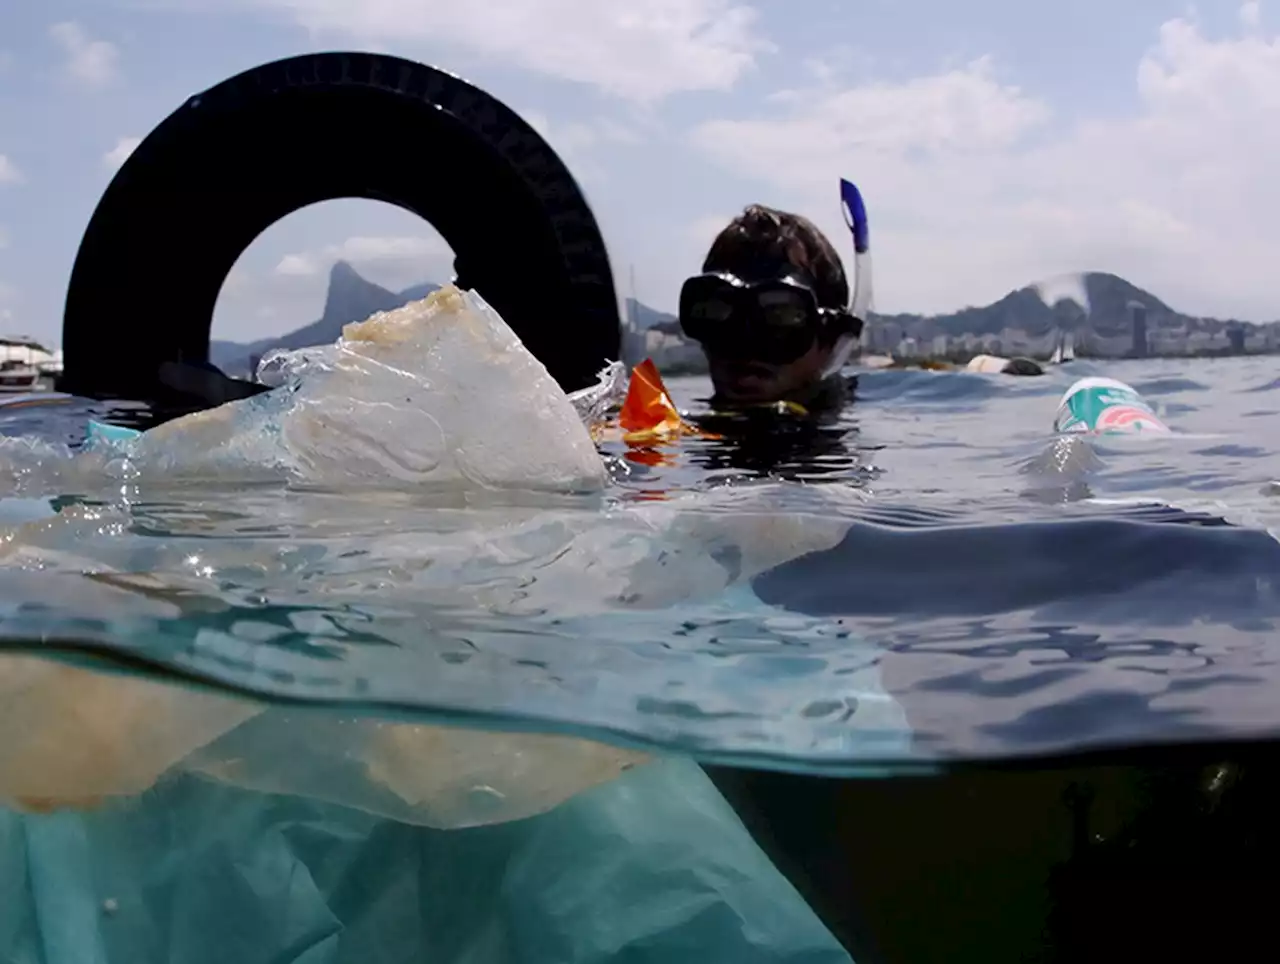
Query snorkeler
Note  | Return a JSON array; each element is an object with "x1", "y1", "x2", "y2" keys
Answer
[{"x1": 678, "y1": 204, "x2": 864, "y2": 414}]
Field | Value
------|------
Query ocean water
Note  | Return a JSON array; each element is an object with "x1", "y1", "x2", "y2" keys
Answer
[
  {"x1": 0, "y1": 354, "x2": 1278, "y2": 777},
  {"x1": 656, "y1": 356, "x2": 1280, "y2": 764}
]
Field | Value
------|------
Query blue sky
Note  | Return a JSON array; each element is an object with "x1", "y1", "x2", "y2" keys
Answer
[{"x1": 1, "y1": 0, "x2": 1278, "y2": 345}]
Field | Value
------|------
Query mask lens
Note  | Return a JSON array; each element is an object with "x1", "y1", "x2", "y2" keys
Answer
[
  {"x1": 680, "y1": 276, "x2": 738, "y2": 341},
  {"x1": 757, "y1": 290, "x2": 812, "y2": 328},
  {"x1": 689, "y1": 296, "x2": 734, "y2": 323}
]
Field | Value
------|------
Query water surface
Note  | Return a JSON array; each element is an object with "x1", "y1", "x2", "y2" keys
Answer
[{"x1": 1, "y1": 355, "x2": 1277, "y2": 774}]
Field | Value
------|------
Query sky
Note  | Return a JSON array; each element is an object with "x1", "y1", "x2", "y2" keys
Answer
[{"x1": 2, "y1": 1, "x2": 1280, "y2": 345}]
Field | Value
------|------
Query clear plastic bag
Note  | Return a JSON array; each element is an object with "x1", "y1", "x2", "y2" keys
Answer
[
  {"x1": 0, "y1": 655, "x2": 258, "y2": 813},
  {"x1": 0, "y1": 757, "x2": 852, "y2": 963},
  {"x1": 566, "y1": 360, "x2": 628, "y2": 425},
  {"x1": 183, "y1": 710, "x2": 652, "y2": 830},
  {"x1": 126, "y1": 287, "x2": 609, "y2": 493},
  {"x1": 0, "y1": 644, "x2": 650, "y2": 832}
]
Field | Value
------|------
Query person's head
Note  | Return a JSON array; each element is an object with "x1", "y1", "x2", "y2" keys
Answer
[{"x1": 679, "y1": 204, "x2": 861, "y2": 406}]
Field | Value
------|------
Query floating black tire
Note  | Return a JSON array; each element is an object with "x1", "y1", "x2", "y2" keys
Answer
[{"x1": 60, "y1": 51, "x2": 622, "y2": 404}]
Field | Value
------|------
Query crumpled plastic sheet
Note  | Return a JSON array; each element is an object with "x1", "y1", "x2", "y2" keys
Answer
[
  {"x1": 565, "y1": 359, "x2": 628, "y2": 425},
  {"x1": 98, "y1": 286, "x2": 609, "y2": 493},
  {"x1": 0, "y1": 599, "x2": 855, "y2": 961},
  {"x1": 0, "y1": 757, "x2": 852, "y2": 964},
  {"x1": 0, "y1": 649, "x2": 654, "y2": 830}
]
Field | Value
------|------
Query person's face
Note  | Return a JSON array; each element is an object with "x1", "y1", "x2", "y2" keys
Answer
[{"x1": 705, "y1": 338, "x2": 834, "y2": 406}]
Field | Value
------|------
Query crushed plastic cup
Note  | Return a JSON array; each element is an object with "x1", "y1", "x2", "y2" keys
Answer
[{"x1": 1053, "y1": 376, "x2": 1170, "y2": 435}]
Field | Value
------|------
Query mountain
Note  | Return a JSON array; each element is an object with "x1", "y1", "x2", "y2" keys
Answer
[
  {"x1": 213, "y1": 266, "x2": 1270, "y2": 376},
  {"x1": 632, "y1": 271, "x2": 1248, "y2": 340},
  {"x1": 868, "y1": 271, "x2": 1245, "y2": 339},
  {"x1": 625, "y1": 297, "x2": 676, "y2": 330},
  {"x1": 212, "y1": 261, "x2": 440, "y2": 375},
  {"x1": 397, "y1": 282, "x2": 444, "y2": 303},
  {"x1": 214, "y1": 265, "x2": 680, "y2": 376}
]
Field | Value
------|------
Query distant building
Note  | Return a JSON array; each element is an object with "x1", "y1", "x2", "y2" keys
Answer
[
  {"x1": 878, "y1": 322, "x2": 904, "y2": 354},
  {"x1": 1227, "y1": 324, "x2": 1246, "y2": 353},
  {"x1": 0, "y1": 335, "x2": 57, "y2": 370},
  {"x1": 1128, "y1": 301, "x2": 1149, "y2": 357},
  {"x1": 642, "y1": 328, "x2": 706, "y2": 374}
]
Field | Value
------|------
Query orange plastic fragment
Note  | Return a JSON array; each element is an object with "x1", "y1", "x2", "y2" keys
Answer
[{"x1": 617, "y1": 359, "x2": 719, "y2": 444}]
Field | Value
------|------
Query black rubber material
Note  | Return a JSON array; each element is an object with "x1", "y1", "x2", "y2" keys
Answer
[
  {"x1": 59, "y1": 51, "x2": 622, "y2": 404},
  {"x1": 1002, "y1": 357, "x2": 1045, "y2": 376}
]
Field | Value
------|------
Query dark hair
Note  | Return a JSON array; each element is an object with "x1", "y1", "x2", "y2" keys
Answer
[{"x1": 702, "y1": 204, "x2": 850, "y2": 311}]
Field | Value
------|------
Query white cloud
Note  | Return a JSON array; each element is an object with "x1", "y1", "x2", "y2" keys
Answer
[
  {"x1": 102, "y1": 136, "x2": 142, "y2": 170},
  {"x1": 685, "y1": 212, "x2": 735, "y2": 249},
  {"x1": 524, "y1": 113, "x2": 630, "y2": 155},
  {"x1": 274, "y1": 253, "x2": 317, "y2": 277},
  {"x1": 1242, "y1": 1, "x2": 1262, "y2": 27},
  {"x1": 690, "y1": 4, "x2": 1280, "y2": 321},
  {"x1": 50, "y1": 22, "x2": 120, "y2": 89},
  {"x1": 206, "y1": 0, "x2": 769, "y2": 102},
  {"x1": 520, "y1": 110, "x2": 641, "y2": 185},
  {"x1": 272, "y1": 234, "x2": 452, "y2": 277},
  {"x1": 0, "y1": 155, "x2": 20, "y2": 184}
]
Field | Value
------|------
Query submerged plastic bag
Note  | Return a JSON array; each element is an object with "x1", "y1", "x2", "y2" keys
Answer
[
  {"x1": 0, "y1": 495, "x2": 869, "y2": 959},
  {"x1": 0, "y1": 756, "x2": 851, "y2": 963},
  {"x1": 183, "y1": 710, "x2": 653, "y2": 831},
  {"x1": 0, "y1": 642, "x2": 650, "y2": 830},
  {"x1": 113, "y1": 286, "x2": 610, "y2": 493},
  {"x1": 0, "y1": 655, "x2": 258, "y2": 813}
]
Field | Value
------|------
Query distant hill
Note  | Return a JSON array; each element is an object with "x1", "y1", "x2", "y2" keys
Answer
[
  {"x1": 214, "y1": 265, "x2": 679, "y2": 376},
  {"x1": 212, "y1": 261, "x2": 441, "y2": 375},
  {"x1": 868, "y1": 271, "x2": 1251, "y2": 339},
  {"x1": 625, "y1": 298, "x2": 676, "y2": 330},
  {"x1": 213, "y1": 266, "x2": 1271, "y2": 375},
  {"x1": 633, "y1": 271, "x2": 1254, "y2": 340}
]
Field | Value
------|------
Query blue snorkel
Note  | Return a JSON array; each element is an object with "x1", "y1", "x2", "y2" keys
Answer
[{"x1": 825, "y1": 178, "x2": 873, "y2": 375}]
